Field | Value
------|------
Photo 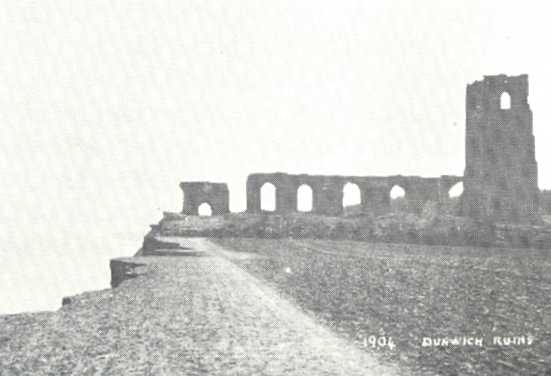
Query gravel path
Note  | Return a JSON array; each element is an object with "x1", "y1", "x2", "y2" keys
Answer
[
  {"x1": 213, "y1": 238, "x2": 551, "y2": 376},
  {"x1": 0, "y1": 238, "x2": 399, "y2": 375}
]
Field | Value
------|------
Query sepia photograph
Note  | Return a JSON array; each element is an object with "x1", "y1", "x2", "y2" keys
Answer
[{"x1": 1, "y1": 1, "x2": 550, "y2": 375}]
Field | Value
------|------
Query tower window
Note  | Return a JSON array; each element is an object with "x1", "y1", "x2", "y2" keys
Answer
[{"x1": 500, "y1": 92, "x2": 511, "y2": 110}]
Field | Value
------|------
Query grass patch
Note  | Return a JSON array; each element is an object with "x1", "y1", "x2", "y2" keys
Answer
[{"x1": 214, "y1": 238, "x2": 551, "y2": 376}]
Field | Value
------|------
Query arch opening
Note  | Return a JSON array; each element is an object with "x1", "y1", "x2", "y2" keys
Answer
[
  {"x1": 500, "y1": 92, "x2": 511, "y2": 110},
  {"x1": 198, "y1": 202, "x2": 212, "y2": 216},
  {"x1": 297, "y1": 184, "x2": 313, "y2": 212},
  {"x1": 389, "y1": 185, "x2": 407, "y2": 212},
  {"x1": 260, "y1": 182, "x2": 276, "y2": 212},
  {"x1": 342, "y1": 182, "x2": 361, "y2": 210},
  {"x1": 390, "y1": 185, "x2": 406, "y2": 199},
  {"x1": 448, "y1": 182, "x2": 464, "y2": 198}
]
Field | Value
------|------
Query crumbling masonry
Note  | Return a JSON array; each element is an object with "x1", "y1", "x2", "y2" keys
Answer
[
  {"x1": 180, "y1": 75, "x2": 539, "y2": 223},
  {"x1": 461, "y1": 75, "x2": 539, "y2": 223},
  {"x1": 180, "y1": 182, "x2": 229, "y2": 216},
  {"x1": 246, "y1": 173, "x2": 461, "y2": 216}
]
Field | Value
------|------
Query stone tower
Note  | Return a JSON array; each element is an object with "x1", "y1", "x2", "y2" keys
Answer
[{"x1": 462, "y1": 74, "x2": 538, "y2": 223}]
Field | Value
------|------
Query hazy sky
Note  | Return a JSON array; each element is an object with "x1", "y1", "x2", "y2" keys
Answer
[{"x1": 1, "y1": 0, "x2": 550, "y2": 313}]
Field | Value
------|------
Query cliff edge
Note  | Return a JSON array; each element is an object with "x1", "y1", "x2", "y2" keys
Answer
[{"x1": 0, "y1": 238, "x2": 399, "y2": 376}]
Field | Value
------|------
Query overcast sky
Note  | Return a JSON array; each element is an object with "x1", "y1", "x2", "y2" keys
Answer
[{"x1": 1, "y1": 0, "x2": 550, "y2": 313}]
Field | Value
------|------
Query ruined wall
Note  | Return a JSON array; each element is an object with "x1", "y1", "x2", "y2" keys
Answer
[
  {"x1": 462, "y1": 75, "x2": 539, "y2": 223},
  {"x1": 180, "y1": 182, "x2": 229, "y2": 215},
  {"x1": 246, "y1": 173, "x2": 344, "y2": 215},
  {"x1": 541, "y1": 190, "x2": 551, "y2": 215},
  {"x1": 246, "y1": 172, "x2": 461, "y2": 216},
  {"x1": 110, "y1": 259, "x2": 146, "y2": 288}
]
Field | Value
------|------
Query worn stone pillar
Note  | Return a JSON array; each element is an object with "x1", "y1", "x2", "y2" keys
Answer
[
  {"x1": 314, "y1": 178, "x2": 343, "y2": 216},
  {"x1": 246, "y1": 175, "x2": 262, "y2": 213},
  {"x1": 363, "y1": 185, "x2": 391, "y2": 215},
  {"x1": 275, "y1": 174, "x2": 297, "y2": 214},
  {"x1": 402, "y1": 179, "x2": 440, "y2": 214}
]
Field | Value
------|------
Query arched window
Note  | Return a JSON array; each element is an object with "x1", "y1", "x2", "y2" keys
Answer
[
  {"x1": 500, "y1": 92, "x2": 511, "y2": 110},
  {"x1": 448, "y1": 182, "x2": 464, "y2": 198},
  {"x1": 389, "y1": 185, "x2": 406, "y2": 199},
  {"x1": 260, "y1": 182, "x2": 276, "y2": 212},
  {"x1": 297, "y1": 184, "x2": 313, "y2": 212},
  {"x1": 198, "y1": 202, "x2": 212, "y2": 216},
  {"x1": 342, "y1": 182, "x2": 361, "y2": 208},
  {"x1": 390, "y1": 185, "x2": 406, "y2": 212}
]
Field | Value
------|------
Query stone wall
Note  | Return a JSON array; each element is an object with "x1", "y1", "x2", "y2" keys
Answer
[
  {"x1": 541, "y1": 190, "x2": 551, "y2": 214},
  {"x1": 180, "y1": 182, "x2": 229, "y2": 215},
  {"x1": 245, "y1": 172, "x2": 461, "y2": 216},
  {"x1": 178, "y1": 75, "x2": 541, "y2": 225},
  {"x1": 110, "y1": 259, "x2": 146, "y2": 288}
]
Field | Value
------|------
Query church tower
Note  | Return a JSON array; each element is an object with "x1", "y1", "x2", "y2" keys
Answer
[{"x1": 462, "y1": 74, "x2": 538, "y2": 223}]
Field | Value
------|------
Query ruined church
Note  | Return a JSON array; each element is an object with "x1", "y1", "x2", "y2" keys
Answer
[{"x1": 180, "y1": 75, "x2": 539, "y2": 224}]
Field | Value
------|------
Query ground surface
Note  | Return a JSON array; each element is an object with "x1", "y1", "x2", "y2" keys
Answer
[
  {"x1": 0, "y1": 238, "x2": 399, "y2": 376},
  {"x1": 213, "y1": 238, "x2": 551, "y2": 376}
]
